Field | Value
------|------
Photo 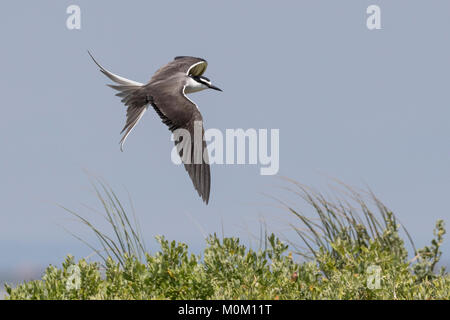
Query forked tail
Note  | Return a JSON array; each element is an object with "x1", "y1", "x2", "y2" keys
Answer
[{"x1": 88, "y1": 51, "x2": 148, "y2": 151}]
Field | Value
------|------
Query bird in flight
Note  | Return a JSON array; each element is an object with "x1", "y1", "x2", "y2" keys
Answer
[{"x1": 88, "y1": 52, "x2": 222, "y2": 204}]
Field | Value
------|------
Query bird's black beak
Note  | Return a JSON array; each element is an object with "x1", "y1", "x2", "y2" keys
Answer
[{"x1": 208, "y1": 84, "x2": 222, "y2": 92}]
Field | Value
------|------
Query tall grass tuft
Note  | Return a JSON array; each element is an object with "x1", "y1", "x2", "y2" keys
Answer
[
  {"x1": 275, "y1": 177, "x2": 446, "y2": 280},
  {"x1": 61, "y1": 176, "x2": 147, "y2": 267},
  {"x1": 275, "y1": 178, "x2": 415, "y2": 261}
]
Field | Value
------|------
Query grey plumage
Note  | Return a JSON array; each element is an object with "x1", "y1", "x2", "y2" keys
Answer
[{"x1": 88, "y1": 52, "x2": 216, "y2": 204}]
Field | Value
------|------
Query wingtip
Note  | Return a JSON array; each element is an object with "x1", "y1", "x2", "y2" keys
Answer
[{"x1": 202, "y1": 191, "x2": 210, "y2": 205}]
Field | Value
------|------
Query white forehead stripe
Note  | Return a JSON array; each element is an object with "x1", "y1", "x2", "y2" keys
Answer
[{"x1": 201, "y1": 78, "x2": 211, "y2": 85}]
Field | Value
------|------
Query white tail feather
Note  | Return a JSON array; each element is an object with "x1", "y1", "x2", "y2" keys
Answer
[
  {"x1": 88, "y1": 51, "x2": 143, "y2": 86},
  {"x1": 119, "y1": 107, "x2": 148, "y2": 152}
]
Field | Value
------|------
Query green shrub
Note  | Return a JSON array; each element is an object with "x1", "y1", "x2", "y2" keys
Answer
[
  {"x1": 5, "y1": 178, "x2": 449, "y2": 299},
  {"x1": 5, "y1": 226, "x2": 450, "y2": 300}
]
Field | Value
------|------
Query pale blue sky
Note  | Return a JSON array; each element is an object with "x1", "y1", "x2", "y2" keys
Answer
[{"x1": 1, "y1": 1, "x2": 449, "y2": 281}]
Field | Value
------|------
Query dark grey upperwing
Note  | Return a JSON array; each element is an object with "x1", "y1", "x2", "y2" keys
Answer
[
  {"x1": 88, "y1": 51, "x2": 149, "y2": 151},
  {"x1": 149, "y1": 57, "x2": 208, "y2": 84},
  {"x1": 148, "y1": 75, "x2": 211, "y2": 204}
]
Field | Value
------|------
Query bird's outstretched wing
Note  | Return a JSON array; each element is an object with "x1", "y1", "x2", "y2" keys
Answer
[
  {"x1": 150, "y1": 56, "x2": 208, "y2": 83},
  {"x1": 88, "y1": 51, "x2": 149, "y2": 151},
  {"x1": 148, "y1": 74, "x2": 211, "y2": 204}
]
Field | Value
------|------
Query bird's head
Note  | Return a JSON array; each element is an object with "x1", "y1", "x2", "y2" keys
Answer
[{"x1": 189, "y1": 75, "x2": 222, "y2": 92}]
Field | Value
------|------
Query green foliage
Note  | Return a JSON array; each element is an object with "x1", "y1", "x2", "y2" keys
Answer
[
  {"x1": 412, "y1": 220, "x2": 446, "y2": 281},
  {"x1": 5, "y1": 178, "x2": 449, "y2": 299},
  {"x1": 5, "y1": 230, "x2": 450, "y2": 300}
]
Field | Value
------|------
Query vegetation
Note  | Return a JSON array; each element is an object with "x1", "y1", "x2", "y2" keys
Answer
[{"x1": 5, "y1": 178, "x2": 450, "y2": 299}]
